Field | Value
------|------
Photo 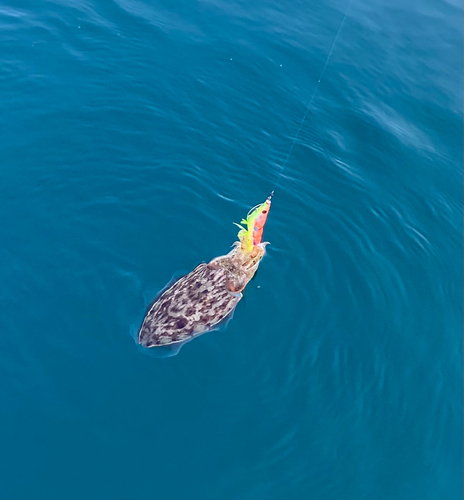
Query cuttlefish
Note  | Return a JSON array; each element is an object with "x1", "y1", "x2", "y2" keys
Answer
[{"x1": 138, "y1": 193, "x2": 273, "y2": 351}]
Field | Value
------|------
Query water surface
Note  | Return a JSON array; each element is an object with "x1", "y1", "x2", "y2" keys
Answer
[{"x1": 0, "y1": 0, "x2": 462, "y2": 499}]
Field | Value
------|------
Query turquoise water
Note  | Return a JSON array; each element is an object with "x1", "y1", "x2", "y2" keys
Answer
[{"x1": 1, "y1": 1, "x2": 462, "y2": 499}]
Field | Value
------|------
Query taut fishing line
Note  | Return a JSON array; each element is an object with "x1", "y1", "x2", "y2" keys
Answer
[{"x1": 274, "y1": 0, "x2": 352, "y2": 189}]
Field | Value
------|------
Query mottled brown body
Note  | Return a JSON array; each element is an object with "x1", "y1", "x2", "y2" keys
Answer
[{"x1": 138, "y1": 243, "x2": 266, "y2": 348}]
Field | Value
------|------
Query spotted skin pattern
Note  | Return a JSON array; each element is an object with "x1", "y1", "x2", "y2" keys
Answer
[{"x1": 138, "y1": 244, "x2": 266, "y2": 348}]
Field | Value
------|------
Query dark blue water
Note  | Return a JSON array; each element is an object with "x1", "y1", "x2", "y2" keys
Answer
[{"x1": 1, "y1": 1, "x2": 462, "y2": 499}]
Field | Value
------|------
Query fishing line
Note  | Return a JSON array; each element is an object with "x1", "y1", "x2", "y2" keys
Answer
[{"x1": 274, "y1": 0, "x2": 352, "y2": 189}]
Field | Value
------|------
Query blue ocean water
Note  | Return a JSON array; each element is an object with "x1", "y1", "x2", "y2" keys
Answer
[{"x1": 1, "y1": 0, "x2": 462, "y2": 499}]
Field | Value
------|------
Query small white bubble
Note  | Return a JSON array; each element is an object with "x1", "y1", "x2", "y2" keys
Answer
[
  {"x1": 78, "y1": 26, "x2": 81, "y2": 28},
  {"x1": 280, "y1": 64, "x2": 282, "y2": 67},
  {"x1": 257, "y1": 285, "x2": 260, "y2": 289},
  {"x1": 230, "y1": 58, "x2": 233, "y2": 61}
]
